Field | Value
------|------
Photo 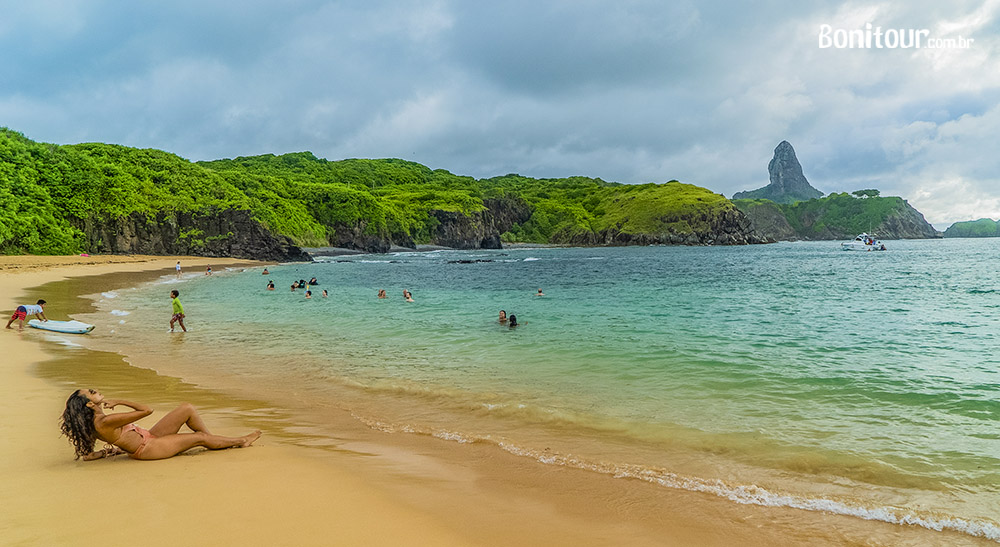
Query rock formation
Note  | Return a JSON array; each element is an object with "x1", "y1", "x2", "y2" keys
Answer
[
  {"x1": 733, "y1": 141, "x2": 824, "y2": 203},
  {"x1": 73, "y1": 209, "x2": 312, "y2": 262},
  {"x1": 553, "y1": 207, "x2": 773, "y2": 246}
]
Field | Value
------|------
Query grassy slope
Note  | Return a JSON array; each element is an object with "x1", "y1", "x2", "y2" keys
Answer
[{"x1": 1, "y1": 128, "x2": 741, "y2": 254}]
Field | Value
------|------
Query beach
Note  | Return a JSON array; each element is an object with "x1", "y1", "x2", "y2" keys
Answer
[{"x1": 1, "y1": 254, "x2": 991, "y2": 546}]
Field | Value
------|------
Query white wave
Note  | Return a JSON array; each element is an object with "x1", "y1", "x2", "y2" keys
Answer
[
  {"x1": 432, "y1": 430, "x2": 474, "y2": 444},
  {"x1": 118, "y1": 320, "x2": 126, "y2": 325},
  {"x1": 493, "y1": 442, "x2": 1000, "y2": 542},
  {"x1": 101, "y1": 291, "x2": 118, "y2": 299},
  {"x1": 110, "y1": 310, "x2": 130, "y2": 316},
  {"x1": 523, "y1": 257, "x2": 540, "y2": 261}
]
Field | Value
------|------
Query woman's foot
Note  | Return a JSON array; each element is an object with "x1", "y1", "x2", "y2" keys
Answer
[{"x1": 240, "y1": 430, "x2": 262, "y2": 448}]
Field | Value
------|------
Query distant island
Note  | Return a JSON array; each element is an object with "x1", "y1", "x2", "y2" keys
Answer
[
  {"x1": 0, "y1": 129, "x2": 940, "y2": 260},
  {"x1": 943, "y1": 218, "x2": 1000, "y2": 238},
  {"x1": 732, "y1": 141, "x2": 939, "y2": 241}
]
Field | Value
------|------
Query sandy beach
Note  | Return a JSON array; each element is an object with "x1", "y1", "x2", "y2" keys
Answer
[{"x1": 1, "y1": 255, "x2": 983, "y2": 546}]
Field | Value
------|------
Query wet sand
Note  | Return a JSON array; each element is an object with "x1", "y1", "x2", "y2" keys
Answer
[{"x1": 1, "y1": 255, "x2": 985, "y2": 546}]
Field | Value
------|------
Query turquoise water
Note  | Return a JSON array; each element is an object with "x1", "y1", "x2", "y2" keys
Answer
[{"x1": 91, "y1": 240, "x2": 1000, "y2": 540}]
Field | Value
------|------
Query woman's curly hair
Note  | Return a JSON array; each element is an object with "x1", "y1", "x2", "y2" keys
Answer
[{"x1": 60, "y1": 390, "x2": 96, "y2": 459}]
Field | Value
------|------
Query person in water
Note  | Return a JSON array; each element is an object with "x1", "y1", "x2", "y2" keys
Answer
[
  {"x1": 377, "y1": 289, "x2": 387, "y2": 299},
  {"x1": 305, "y1": 290, "x2": 312, "y2": 299},
  {"x1": 508, "y1": 314, "x2": 519, "y2": 327},
  {"x1": 169, "y1": 290, "x2": 186, "y2": 333},
  {"x1": 262, "y1": 268, "x2": 269, "y2": 275},
  {"x1": 498, "y1": 310, "x2": 507, "y2": 324},
  {"x1": 535, "y1": 288, "x2": 544, "y2": 296},
  {"x1": 309, "y1": 277, "x2": 318, "y2": 286},
  {"x1": 403, "y1": 289, "x2": 414, "y2": 302},
  {"x1": 267, "y1": 280, "x2": 275, "y2": 291},
  {"x1": 322, "y1": 289, "x2": 328, "y2": 298},
  {"x1": 60, "y1": 389, "x2": 260, "y2": 461},
  {"x1": 290, "y1": 283, "x2": 297, "y2": 292},
  {"x1": 6, "y1": 299, "x2": 47, "y2": 331}
]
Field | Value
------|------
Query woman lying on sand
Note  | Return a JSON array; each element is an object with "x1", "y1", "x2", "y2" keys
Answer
[{"x1": 60, "y1": 389, "x2": 260, "y2": 461}]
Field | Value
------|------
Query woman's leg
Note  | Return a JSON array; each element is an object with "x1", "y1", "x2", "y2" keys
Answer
[
  {"x1": 149, "y1": 403, "x2": 212, "y2": 437},
  {"x1": 135, "y1": 430, "x2": 262, "y2": 460}
]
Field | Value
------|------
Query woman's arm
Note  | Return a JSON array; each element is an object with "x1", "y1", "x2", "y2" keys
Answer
[
  {"x1": 81, "y1": 446, "x2": 124, "y2": 461},
  {"x1": 96, "y1": 400, "x2": 153, "y2": 429}
]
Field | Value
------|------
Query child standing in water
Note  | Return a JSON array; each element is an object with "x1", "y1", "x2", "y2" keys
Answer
[{"x1": 169, "y1": 290, "x2": 186, "y2": 332}]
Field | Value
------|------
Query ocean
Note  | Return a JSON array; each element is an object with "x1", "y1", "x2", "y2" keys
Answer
[{"x1": 83, "y1": 239, "x2": 999, "y2": 541}]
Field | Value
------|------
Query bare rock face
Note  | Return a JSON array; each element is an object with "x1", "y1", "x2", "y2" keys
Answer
[
  {"x1": 733, "y1": 141, "x2": 824, "y2": 204},
  {"x1": 73, "y1": 209, "x2": 312, "y2": 261}
]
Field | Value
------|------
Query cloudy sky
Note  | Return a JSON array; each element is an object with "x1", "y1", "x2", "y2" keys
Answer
[{"x1": 2, "y1": 1, "x2": 998, "y2": 228}]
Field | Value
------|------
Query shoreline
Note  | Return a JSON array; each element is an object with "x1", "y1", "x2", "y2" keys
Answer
[{"x1": 2, "y1": 255, "x2": 989, "y2": 545}]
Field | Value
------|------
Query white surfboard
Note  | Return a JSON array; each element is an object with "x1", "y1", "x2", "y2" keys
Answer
[{"x1": 27, "y1": 319, "x2": 95, "y2": 334}]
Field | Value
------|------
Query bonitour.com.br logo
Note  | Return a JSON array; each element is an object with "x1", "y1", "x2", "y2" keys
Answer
[{"x1": 819, "y1": 23, "x2": 974, "y2": 49}]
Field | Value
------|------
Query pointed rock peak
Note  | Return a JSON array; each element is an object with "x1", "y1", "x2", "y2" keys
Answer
[{"x1": 732, "y1": 140, "x2": 823, "y2": 204}]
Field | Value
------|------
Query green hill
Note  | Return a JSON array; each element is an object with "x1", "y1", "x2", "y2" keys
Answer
[
  {"x1": 942, "y1": 218, "x2": 1000, "y2": 238},
  {"x1": 0, "y1": 128, "x2": 767, "y2": 258},
  {"x1": 733, "y1": 192, "x2": 940, "y2": 240}
]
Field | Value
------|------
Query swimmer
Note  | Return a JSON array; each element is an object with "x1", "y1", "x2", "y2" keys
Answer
[
  {"x1": 322, "y1": 289, "x2": 328, "y2": 298},
  {"x1": 262, "y1": 268, "x2": 269, "y2": 275},
  {"x1": 267, "y1": 281, "x2": 275, "y2": 291},
  {"x1": 378, "y1": 289, "x2": 387, "y2": 299},
  {"x1": 403, "y1": 289, "x2": 414, "y2": 302},
  {"x1": 535, "y1": 288, "x2": 544, "y2": 296},
  {"x1": 498, "y1": 310, "x2": 507, "y2": 324},
  {"x1": 305, "y1": 290, "x2": 312, "y2": 299},
  {"x1": 508, "y1": 314, "x2": 520, "y2": 327}
]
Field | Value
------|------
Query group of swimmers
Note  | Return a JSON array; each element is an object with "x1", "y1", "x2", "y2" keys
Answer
[{"x1": 377, "y1": 289, "x2": 415, "y2": 302}]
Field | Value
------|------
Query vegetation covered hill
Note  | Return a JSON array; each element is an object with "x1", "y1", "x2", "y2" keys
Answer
[
  {"x1": 0, "y1": 128, "x2": 766, "y2": 257},
  {"x1": 942, "y1": 218, "x2": 1000, "y2": 238},
  {"x1": 733, "y1": 191, "x2": 940, "y2": 240}
]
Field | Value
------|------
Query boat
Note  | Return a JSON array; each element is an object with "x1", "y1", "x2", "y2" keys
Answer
[
  {"x1": 28, "y1": 319, "x2": 95, "y2": 334},
  {"x1": 841, "y1": 233, "x2": 886, "y2": 251}
]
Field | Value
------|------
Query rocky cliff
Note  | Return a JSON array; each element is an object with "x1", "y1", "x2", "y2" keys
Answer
[
  {"x1": 554, "y1": 207, "x2": 772, "y2": 246},
  {"x1": 732, "y1": 200, "x2": 799, "y2": 241},
  {"x1": 323, "y1": 197, "x2": 533, "y2": 252},
  {"x1": 427, "y1": 197, "x2": 533, "y2": 249},
  {"x1": 733, "y1": 141, "x2": 824, "y2": 204},
  {"x1": 72, "y1": 209, "x2": 312, "y2": 262}
]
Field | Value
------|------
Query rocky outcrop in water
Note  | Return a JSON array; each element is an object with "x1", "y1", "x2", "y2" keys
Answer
[
  {"x1": 72, "y1": 209, "x2": 312, "y2": 262},
  {"x1": 733, "y1": 141, "x2": 824, "y2": 204}
]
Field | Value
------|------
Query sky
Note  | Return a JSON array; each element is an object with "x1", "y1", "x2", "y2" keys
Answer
[{"x1": 1, "y1": 1, "x2": 998, "y2": 228}]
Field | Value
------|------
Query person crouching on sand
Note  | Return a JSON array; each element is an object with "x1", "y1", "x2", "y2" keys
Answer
[
  {"x1": 169, "y1": 290, "x2": 186, "y2": 332},
  {"x1": 6, "y1": 299, "x2": 47, "y2": 331},
  {"x1": 60, "y1": 388, "x2": 260, "y2": 461}
]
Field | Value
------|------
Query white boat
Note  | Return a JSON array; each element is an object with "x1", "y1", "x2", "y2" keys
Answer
[
  {"x1": 28, "y1": 319, "x2": 95, "y2": 334},
  {"x1": 841, "y1": 233, "x2": 886, "y2": 251}
]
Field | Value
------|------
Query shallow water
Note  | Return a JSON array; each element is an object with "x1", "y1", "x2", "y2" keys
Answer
[{"x1": 83, "y1": 240, "x2": 1000, "y2": 541}]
